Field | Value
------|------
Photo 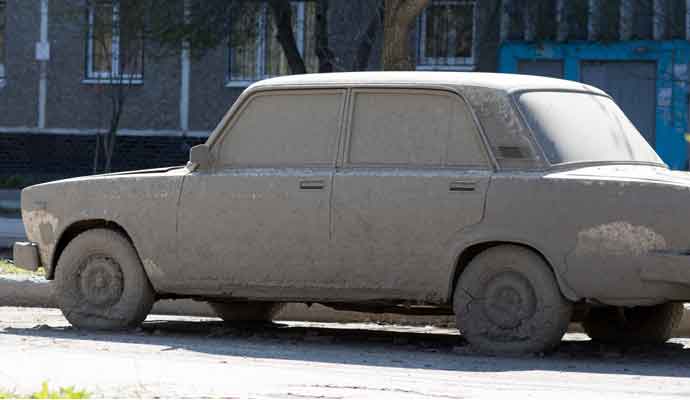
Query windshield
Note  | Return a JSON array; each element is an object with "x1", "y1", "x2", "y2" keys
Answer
[{"x1": 517, "y1": 91, "x2": 664, "y2": 167}]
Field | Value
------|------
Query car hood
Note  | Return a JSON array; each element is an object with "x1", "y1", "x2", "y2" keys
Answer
[{"x1": 546, "y1": 164, "x2": 690, "y2": 188}]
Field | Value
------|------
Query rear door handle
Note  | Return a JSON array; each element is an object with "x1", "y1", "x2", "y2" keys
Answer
[
  {"x1": 299, "y1": 179, "x2": 326, "y2": 190},
  {"x1": 449, "y1": 181, "x2": 477, "y2": 192}
]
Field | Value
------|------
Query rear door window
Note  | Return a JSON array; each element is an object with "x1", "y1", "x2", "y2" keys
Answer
[{"x1": 346, "y1": 89, "x2": 488, "y2": 167}]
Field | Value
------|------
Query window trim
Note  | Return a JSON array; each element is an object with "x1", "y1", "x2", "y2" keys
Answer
[
  {"x1": 226, "y1": 1, "x2": 309, "y2": 88},
  {"x1": 85, "y1": 0, "x2": 144, "y2": 85},
  {"x1": 213, "y1": 88, "x2": 348, "y2": 169},
  {"x1": 416, "y1": 0, "x2": 478, "y2": 71},
  {"x1": 342, "y1": 87, "x2": 492, "y2": 170}
]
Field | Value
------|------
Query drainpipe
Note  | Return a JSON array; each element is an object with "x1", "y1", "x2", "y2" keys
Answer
[
  {"x1": 619, "y1": 0, "x2": 633, "y2": 41},
  {"x1": 179, "y1": 0, "x2": 191, "y2": 134},
  {"x1": 587, "y1": 0, "x2": 601, "y2": 41},
  {"x1": 499, "y1": 0, "x2": 511, "y2": 42},
  {"x1": 36, "y1": 0, "x2": 49, "y2": 129},
  {"x1": 686, "y1": 0, "x2": 690, "y2": 41},
  {"x1": 556, "y1": 0, "x2": 568, "y2": 42},
  {"x1": 523, "y1": 2, "x2": 535, "y2": 42},
  {"x1": 653, "y1": 0, "x2": 667, "y2": 40}
]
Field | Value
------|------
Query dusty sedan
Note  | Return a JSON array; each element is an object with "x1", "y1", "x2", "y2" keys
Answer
[{"x1": 13, "y1": 72, "x2": 690, "y2": 354}]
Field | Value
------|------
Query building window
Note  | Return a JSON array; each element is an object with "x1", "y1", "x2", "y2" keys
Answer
[
  {"x1": 228, "y1": 1, "x2": 317, "y2": 86},
  {"x1": 86, "y1": 0, "x2": 144, "y2": 83},
  {"x1": 0, "y1": 0, "x2": 6, "y2": 79},
  {"x1": 417, "y1": 0, "x2": 477, "y2": 71}
]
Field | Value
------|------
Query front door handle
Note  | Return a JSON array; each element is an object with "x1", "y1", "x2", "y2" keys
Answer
[
  {"x1": 449, "y1": 181, "x2": 477, "y2": 192},
  {"x1": 299, "y1": 179, "x2": 326, "y2": 190}
]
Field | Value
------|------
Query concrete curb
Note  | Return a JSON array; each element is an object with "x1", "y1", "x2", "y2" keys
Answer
[{"x1": 1, "y1": 275, "x2": 689, "y2": 337}]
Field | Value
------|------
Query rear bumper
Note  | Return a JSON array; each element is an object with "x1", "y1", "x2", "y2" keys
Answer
[{"x1": 12, "y1": 242, "x2": 41, "y2": 271}]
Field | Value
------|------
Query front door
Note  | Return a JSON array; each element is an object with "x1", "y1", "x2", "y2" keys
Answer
[
  {"x1": 174, "y1": 89, "x2": 346, "y2": 298},
  {"x1": 330, "y1": 89, "x2": 492, "y2": 303}
]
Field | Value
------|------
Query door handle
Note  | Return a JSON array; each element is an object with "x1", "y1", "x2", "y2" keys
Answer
[
  {"x1": 449, "y1": 181, "x2": 477, "y2": 192},
  {"x1": 299, "y1": 179, "x2": 325, "y2": 190}
]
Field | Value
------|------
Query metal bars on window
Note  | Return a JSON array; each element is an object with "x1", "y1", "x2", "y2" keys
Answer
[
  {"x1": 417, "y1": 0, "x2": 477, "y2": 71},
  {"x1": 227, "y1": 1, "x2": 316, "y2": 86},
  {"x1": 86, "y1": 0, "x2": 143, "y2": 83},
  {"x1": 500, "y1": 0, "x2": 690, "y2": 42}
]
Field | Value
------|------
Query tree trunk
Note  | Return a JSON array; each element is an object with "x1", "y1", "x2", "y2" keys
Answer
[
  {"x1": 382, "y1": 0, "x2": 430, "y2": 70},
  {"x1": 315, "y1": 0, "x2": 335, "y2": 73},
  {"x1": 268, "y1": 0, "x2": 307, "y2": 75},
  {"x1": 354, "y1": 4, "x2": 383, "y2": 71}
]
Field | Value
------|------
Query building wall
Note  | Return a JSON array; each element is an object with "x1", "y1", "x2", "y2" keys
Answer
[
  {"x1": 46, "y1": 0, "x2": 181, "y2": 131},
  {"x1": 0, "y1": 0, "x2": 40, "y2": 127}
]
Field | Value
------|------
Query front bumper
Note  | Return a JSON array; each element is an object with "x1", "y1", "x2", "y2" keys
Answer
[{"x1": 12, "y1": 242, "x2": 41, "y2": 271}]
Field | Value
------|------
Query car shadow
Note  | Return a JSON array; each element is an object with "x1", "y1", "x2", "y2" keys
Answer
[{"x1": 3, "y1": 317, "x2": 690, "y2": 378}]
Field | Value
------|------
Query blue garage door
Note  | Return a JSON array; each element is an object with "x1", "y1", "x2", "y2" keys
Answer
[{"x1": 581, "y1": 61, "x2": 657, "y2": 147}]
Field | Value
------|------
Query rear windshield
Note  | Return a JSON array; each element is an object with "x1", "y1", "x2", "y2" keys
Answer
[{"x1": 517, "y1": 91, "x2": 664, "y2": 166}]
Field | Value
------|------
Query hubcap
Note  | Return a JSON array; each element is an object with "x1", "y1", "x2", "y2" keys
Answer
[
  {"x1": 78, "y1": 255, "x2": 124, "y2": 307},
  {"x1": 483, "y1": 272, "x2": 537, "y2": 329}
]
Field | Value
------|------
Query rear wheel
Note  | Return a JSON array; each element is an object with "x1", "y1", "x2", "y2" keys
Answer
[
  {"x1": 583, "y1": 303, "x2": 683, "y2": 344},
  {"x1": 453, "y1": 245, "x2": 573, "y2": 354},
  {"x1": 55, "y1": 229, "x2": 155, "y2": 330},
  {"x1": 209, "y1": 301, "x2": 285, "y2": 323}
]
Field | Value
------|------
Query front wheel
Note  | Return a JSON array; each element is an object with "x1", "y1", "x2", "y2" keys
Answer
[
  {"x1": 453, "y1": 245, "x2": 573, "y2": 355},
  {"x1": 583, "y1": 303, "x2": 683, "y2": 345},
  {"x1": 54, "y1": 229, "x2": 155, "y2": 330}
]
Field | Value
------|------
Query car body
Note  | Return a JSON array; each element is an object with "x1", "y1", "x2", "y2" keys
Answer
[{"x1": 13, "y1": 72, "x2": 690, "y2": 353}]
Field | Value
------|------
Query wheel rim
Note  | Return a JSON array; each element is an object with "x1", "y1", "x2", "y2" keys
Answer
[
  {"x1": 483, "y1": 271, "x2": 537, "y2": 329},
  {"x1": 78, "y1": 255, "x2": 124, "y2": 307}
]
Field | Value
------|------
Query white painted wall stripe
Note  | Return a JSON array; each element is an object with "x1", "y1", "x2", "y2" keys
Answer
[
  {"x1": 180, "y1": 0, "x2": 191, "y2": 132},
  {"x1": 37, "y1": 0, "x2": 49, "y2": 129}
]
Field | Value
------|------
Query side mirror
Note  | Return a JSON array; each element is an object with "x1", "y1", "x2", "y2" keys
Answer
[{"x1": 189, "y1": 144, "x2": 212, "y2": 171}]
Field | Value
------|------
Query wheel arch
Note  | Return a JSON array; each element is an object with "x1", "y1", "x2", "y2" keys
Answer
[
  {"x1": 48, "y1": 219, "x2": 134, "y2": 279},
  {"x1": 448, "y1": 240, "x2": 579, "y2": 303}
]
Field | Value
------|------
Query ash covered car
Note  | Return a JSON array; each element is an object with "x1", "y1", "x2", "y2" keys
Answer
[{"x1": 13, "y1": 72, "x2": 690, "y2": 354}]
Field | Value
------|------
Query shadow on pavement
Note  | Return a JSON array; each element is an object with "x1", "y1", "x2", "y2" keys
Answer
[{"x1": 3, "y1": 318, "x2": 690, "y2": 378}]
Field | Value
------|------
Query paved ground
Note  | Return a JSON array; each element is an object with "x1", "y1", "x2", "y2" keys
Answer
[{"x1": 1, "y1": 307, "x2": 690, "y2": 399}]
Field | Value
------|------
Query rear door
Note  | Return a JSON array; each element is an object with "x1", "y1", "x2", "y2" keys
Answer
[
  {"x1": 330, "y1": 89, "x2": 492, "y2": 302},
  {"x1": 175, "y1": 89, "x2": 345, "y2": 297}
]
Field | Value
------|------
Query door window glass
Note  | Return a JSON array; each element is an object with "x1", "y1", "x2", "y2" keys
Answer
[
  {"x1": 219, "y1": 90, "x2": 343, "y2": 166},
  {"x1": 348, "y1": 90, "x2": 487, "y2": 167}
]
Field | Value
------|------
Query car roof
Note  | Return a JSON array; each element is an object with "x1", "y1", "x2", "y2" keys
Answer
[{"x1": 250, "y1": 71, "x2": 606, "y2": 95}]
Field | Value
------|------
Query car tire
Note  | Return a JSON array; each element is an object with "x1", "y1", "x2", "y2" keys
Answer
[
  {"x1": 54, "y1": 228, "x2": 155, "y2": 330},
  {"x1": 453, "y1": 245, "x2": 573, "y2": 355},
  {"x1": 209, "y1": 301, "x2": 285, "y2": 322},
  {"x1": 583, "y1": 303, "x2": 683, "y2": 345}
]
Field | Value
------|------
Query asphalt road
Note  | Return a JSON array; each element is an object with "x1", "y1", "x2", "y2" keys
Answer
[{"x1": 1, "y1": 307, "x2": 690, "y2": 399}]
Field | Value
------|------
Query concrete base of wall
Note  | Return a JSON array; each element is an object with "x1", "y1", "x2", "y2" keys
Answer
[{"x1": 1, "y1": 275, "x2": 689, "y2": 338}]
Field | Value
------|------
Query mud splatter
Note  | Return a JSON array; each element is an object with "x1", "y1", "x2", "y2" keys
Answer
[{"x1": 574, "y1": 222, "x2": 667, "y2": 257}]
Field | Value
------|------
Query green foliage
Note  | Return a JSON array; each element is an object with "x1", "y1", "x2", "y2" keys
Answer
[
  {"x1": 0, "y1": 175, "x2": 28, "y2": 189},
  {"x1": 30, "y1": 382, "x2": 90, "y2": 399},
  {"x1": 0, "y1": 260, "x2": 45, "y2": 277},
  {"x1": 0, "y1": 383, "x2": 89, "y2": 399}
]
